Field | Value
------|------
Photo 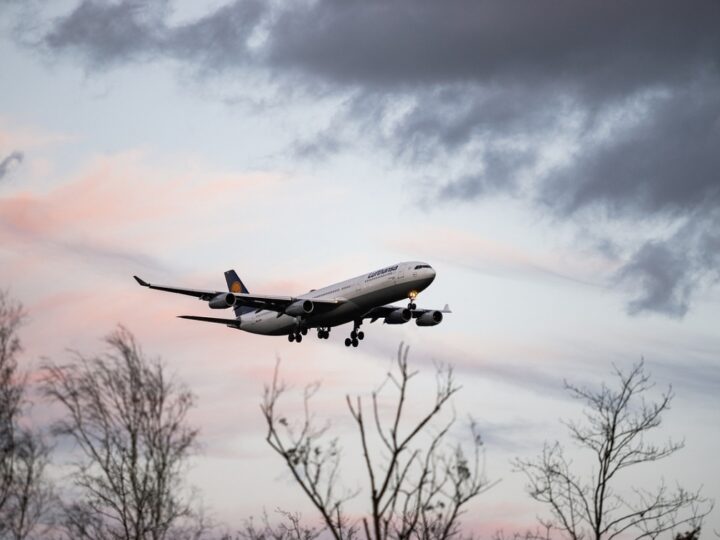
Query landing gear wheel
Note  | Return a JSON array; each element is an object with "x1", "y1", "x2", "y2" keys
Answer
[
  {"x1": 301, "y1": 328, "x2": 308, "y2": 336},
  {"x1": 288, "y1": 334, "x2": 295, "y2": 342},
  {"x1": 352, "y1": 339, "x2": 359, "y2": 347},
  {"x1": 408, "y1": 302, "x2": 417, "y2": 310},
  {"x1": 357, "y1": 331, "x2": 364, "y2": 340},
  {"x1": 344, "y1": 338, "x2": 352, "y2": 347},
  {"x1": 296, "y1": 334, "x2": 303, "y2": 343},
  {"x1": 350, "y1": 330, "x2": 357, "y2": 339}
]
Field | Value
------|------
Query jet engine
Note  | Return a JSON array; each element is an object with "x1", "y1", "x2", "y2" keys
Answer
[
  {"x1": 416, "y1": 310, "x2": 443, "y2": 326},
  {"x1": 208, "y1": 292, "x2": 236, "y2": 309},
  {"x1": 285, "y1": 299, "x2": 314, "y2": 317},
  {"x1": 384, "y1": 308, "x2": 411, "y2": 324}
]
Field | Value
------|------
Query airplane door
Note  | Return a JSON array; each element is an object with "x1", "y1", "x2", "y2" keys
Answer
[{"x1": 396, "y1": 265, "x2": 405, "y2": 281}]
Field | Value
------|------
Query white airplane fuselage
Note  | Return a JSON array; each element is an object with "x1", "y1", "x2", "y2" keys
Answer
[{"x1": 239, "y1": 261, "x2": 436, "y2": 335}]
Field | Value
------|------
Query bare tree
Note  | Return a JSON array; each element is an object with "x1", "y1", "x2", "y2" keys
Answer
[
  {"x1": 0, "y1": 291, "x2": 53, "y2": 540},
  {"x1": 514, "y1": 361, "x2": 712, "y2": 540},
  {"x1": 42, "y1": 326, "x2": 204, "y2": 540},
  {"x1": 261, "y1": 343, "x2": 496, "y2": 540},
  {"x1": 231, "y1": 509, "x2": 322, "y2": 540}
]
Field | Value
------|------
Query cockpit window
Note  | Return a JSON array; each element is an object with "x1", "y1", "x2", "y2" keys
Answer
[{"x1": 414, "y1": 264, "x2": 431, "y2": 270}]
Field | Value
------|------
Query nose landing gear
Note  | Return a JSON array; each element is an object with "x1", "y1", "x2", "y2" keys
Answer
[{"x1": 408, "y1": 290, "x2": 418, "y2": 310}]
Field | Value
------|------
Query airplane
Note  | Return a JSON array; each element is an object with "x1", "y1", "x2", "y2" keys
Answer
[{"x1": 133, "y1": 261, "x2": 450, "y2": 347}]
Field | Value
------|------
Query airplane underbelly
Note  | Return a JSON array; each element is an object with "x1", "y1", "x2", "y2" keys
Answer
[
  {"x1": 307, "y1": 303, "x2": 362, "y2": 326},
  {"x1": 244, "y1": 314, "x2": 298, "y2": 336}
]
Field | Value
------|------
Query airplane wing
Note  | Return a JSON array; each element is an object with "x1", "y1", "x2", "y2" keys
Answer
[
  {"x1": 134, "y1": 276, "x2": 342, "y2": 313},
  {"x1": 177, "y1": 315, "x2": 241, "y2": 327},
  {"x1": 363, "y1": 303, "x2": 452, "y2": 323}
]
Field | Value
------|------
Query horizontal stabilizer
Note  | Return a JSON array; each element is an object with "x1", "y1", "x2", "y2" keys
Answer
[{"x1": 178, "y1": 315, "x2": 241, "y2": 327}]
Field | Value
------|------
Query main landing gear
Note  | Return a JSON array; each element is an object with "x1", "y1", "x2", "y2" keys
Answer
[
  {"x1": 344, "y1": 322, "x2": 364, "y2": 348},
  {"x1": 288, "y1": 327, "x2": 308, "y2": 343},
  {"x1": 317, "y1": 327, "x2": 330, "y2": 339}
]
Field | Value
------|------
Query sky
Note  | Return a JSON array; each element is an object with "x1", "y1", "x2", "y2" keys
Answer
[{"x1": 1, "y1": 0, "x2": 719, "y2": 536}]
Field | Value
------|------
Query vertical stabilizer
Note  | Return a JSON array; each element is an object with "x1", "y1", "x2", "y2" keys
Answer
[{"x1": 224, "y1": 270, "x2": 253, "y2": 317}]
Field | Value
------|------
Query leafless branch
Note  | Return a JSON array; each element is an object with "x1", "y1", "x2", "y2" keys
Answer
[
  {"x1": 261, "y1": 343, "x2": 496, "y2": 540},
  {"x1": 42, "y1": 325, "x2": 203, "y2": 539},
  {"x1": 0, "y1": 290, "x2": 54, "y2": 539},
  {"x1": 514, "y1": 360, "x2": 712, "y2": 540}
]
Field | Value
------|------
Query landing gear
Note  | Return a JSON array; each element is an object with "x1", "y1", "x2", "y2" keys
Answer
[
  {"x1": 408, "y1": 290, "x2": 418, "y2": 310},
  {"x1": 317, "y1": 327, "x2": 330, "y2": 339},
  {"x1": 288, "y1": 330, "x2": 304, "y2": 343},
  {"x1": 345, "y1": 322, "x2": 363, "y2": 347}
]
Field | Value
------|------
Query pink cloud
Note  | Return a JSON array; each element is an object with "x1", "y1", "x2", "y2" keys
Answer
[
  {"x1": 0, "y1": 119, "x2": 73, "y2": 153},
  {"x1": 0, "y1": 150, "x2": 283, "y2": 289},
  {"x1": 0, "y1": 151, "x2": 277, "y2": 238}
]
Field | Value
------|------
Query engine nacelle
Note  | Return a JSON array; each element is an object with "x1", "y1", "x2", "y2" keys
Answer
[
  {"x1": 285, "y1": 299, "x2": 314, "y2": 317},
  {"x1": 208, "y1": 292, "x2": 236, "y2": 309},
  {"x1": 384, "y1": 308, "x2": 411, "y2": 324},
  {"x1": 416, "y1": 310, "x2": 443, "y2": 326}
]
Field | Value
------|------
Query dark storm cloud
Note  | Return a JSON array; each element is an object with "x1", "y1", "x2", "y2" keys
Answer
[
  {"x1": 44, "y1": 1, "x2": 165, "y2": 67},
  {"x1": 542, "y1": 88, "x2": 720, "y2": 219},
  {"x1": 619, "y1": 241, "x2": 694, "y2": 318},
  {"x1": 29, "y1": 0, "x2": 720, "y2": 316},
  {"x1": 616, "y1": 211, "x2": 720, "y2": 317},
  {"x1": 267, "y1": 0, "x2": 719, "y2": 96},
  {"x1": 437, "y1": 148, "x2": 537, "y2": 200},
  {"x1": 43, "y1": 0, "x2": 265, "y2": 70},
  {"x1": 0, "y1": 151, "x2": 23, "y2": 180},
  {"x1": 42, "y1": 1, "x2": 719, "y2": 94},
  {"x1": 163, "y1": 0, "x2": 265, "y2": 71}
]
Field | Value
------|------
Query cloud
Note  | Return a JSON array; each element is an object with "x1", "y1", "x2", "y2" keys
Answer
[
  {"x1": 41, "y1": 0, "x2": 266, "y2": 70},
  {"x1": 540, "y1": 88, "x2": 720, "y2": 219},
  {"x1": 0, "y1": 150, "x2": 23, "y2": 180},
  {"x1": 618, "y1": 241, "x2": 693, "y2": 318},
  {"x1": 0, "y1": 150, "x2": 277, "y2": 275},
  {"x1": 24, "y1": 1, "x2": 720, "y2": 316},
  {"x1": 616, "y1": 209, "x2": 720, "y2": 317},
  {"x1": 43, "y1": 1, "x2": 165, "y2": 67}
]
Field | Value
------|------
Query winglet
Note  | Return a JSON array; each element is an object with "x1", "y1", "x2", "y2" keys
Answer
[{"x1": 134, "y1": 275, "x2": 149, "y2": 287}]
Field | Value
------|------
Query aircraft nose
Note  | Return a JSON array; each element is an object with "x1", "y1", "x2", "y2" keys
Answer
[{"x1": 427, "y1": 267, "x2": 436, "y2": 282}]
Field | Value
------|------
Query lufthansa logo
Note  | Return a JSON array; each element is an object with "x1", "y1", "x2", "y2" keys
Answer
[
  {"x1": 367, "y1": 265, "x2": 398, "y2": 279},
  {"x1": 230, "y1": 281, "x2": 242, "y2": 293}
]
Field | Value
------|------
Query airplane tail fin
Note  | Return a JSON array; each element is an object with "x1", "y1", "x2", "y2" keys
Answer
[{"x1": 224, "y1": 270, "x2": 253, "y2": 317}]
